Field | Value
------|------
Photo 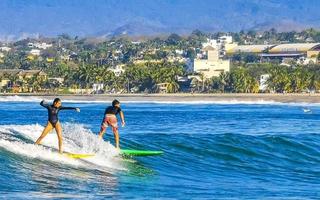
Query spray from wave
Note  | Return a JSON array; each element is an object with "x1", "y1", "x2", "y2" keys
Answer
[{"x1": 0, "y1": 123, "x2": 125, "y2": 172}]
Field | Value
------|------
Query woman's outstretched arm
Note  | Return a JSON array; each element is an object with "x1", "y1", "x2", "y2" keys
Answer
[
  {"x1": 60, "y1": 106, "x2": 80, "y2": 112},
  {"x1": 40, "y1": 100, "x2": 49, "y2": 108}
]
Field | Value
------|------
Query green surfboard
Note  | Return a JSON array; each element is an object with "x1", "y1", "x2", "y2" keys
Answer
[{"x1": 120, "y1": 149, "x2": 163, "y2": 156}]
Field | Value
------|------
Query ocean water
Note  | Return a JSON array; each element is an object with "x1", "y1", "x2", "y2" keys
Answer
[{"x1": 1, "y1": 97, "x2": 320, "y2": 199}]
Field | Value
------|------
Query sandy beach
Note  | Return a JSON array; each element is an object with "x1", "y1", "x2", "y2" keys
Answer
[{"x1": 1, "y1": 93, "x2": 320, "y2": 103}]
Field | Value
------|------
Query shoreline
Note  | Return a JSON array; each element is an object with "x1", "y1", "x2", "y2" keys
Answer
[{"x1": 1, "y1": 93, "x2": 320, "y2": 103}]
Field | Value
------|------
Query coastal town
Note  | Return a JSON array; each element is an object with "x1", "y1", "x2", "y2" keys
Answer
[
  {"x1": 2, "y1": 1, "x2": 320, "y2": 199},
  {"x1": 1, "y1": 29, "x2": 320, "y2": 94}
]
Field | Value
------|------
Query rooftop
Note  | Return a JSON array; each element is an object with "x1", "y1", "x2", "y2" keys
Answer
[
  {"x1": 227, "y1": 45, "x2": 275, "y2": 54},
  {"x1": 268, "y1": 43, "x2": 320, "y2": 53},
  {"x1": 227, "y1": 43, "x2": 320, "y2": 54}
]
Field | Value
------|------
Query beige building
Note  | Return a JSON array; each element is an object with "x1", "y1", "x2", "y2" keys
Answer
[
  {"x1": 193, "y1": 46, "x2": 230, "y2": 79},
  {"x1": 307, "y1": 50, "x2": 320, "y2": 58},
  {"x1": 0, "y1": 69, "x2": 47, "y2": 91},
  {"x1": 156, "y1": 83, "x2": 170, "y2": 93},
  {"x1": 18, "y1": 70, "x2": 47, "y2": 80}
]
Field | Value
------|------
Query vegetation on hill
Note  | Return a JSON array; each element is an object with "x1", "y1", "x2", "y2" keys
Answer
[{"x1": 1, "y1": 29, "x2": 320, "y2": 93}]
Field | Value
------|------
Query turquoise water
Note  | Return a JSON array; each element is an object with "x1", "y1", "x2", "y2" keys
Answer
[{"x1": 1, "y1": 97, "x2": 320, "y2": 199}]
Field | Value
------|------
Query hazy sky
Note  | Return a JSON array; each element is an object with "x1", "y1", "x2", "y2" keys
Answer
[{"x1": 0, "y1": 0, "x2": 319, "y2": 38}]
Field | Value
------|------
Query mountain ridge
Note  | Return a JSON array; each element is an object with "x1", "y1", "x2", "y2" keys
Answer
[{"x1": 0, "y1": 0, "x2": 319, "y2": 40}]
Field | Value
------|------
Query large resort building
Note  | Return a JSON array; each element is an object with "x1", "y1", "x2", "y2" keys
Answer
[
  {"x1": 193, "y1": 46, "x2": 230, "y2": 79},
  {"x1": 193, "y1": 37, "x2": 232, "y2": 79},
  {"x1": 226, "y1": 43, "x2": 320, "y2": 63}
]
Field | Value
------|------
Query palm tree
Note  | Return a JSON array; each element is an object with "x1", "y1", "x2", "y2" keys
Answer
[
  {"x1": 266, "y1": 66, "x2": 288, "y2": 93},
  {"x1": 166, "y1": 81, "x2": 180, "y2": 93},
  {"x1": 198, "y1": 72, "x2": 206, "y2": 92},
  {"x1": 77, "y1": 64, "x2": 94, "y2": 89},
  {"x1": 7, "y1": 74, "x2": 19, "y2": 89},
  {"x1": 218, "y1": 72, "x2": 230, "y2": 92},
  {"x1": 308, "y1": 74, "x2": 318, "y2": 92},
  {"x1": 102, "y1": 69, "x2": 116, "y2": 92}
]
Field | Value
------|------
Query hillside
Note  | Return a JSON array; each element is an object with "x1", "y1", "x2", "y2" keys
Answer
[{"x1": 0, "y1": 0, "x2": 320, "y2": 39}]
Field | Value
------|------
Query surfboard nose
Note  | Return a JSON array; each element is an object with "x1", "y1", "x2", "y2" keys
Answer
[{"x1": 120, "y1": 149, "x2": 164, "y2": 156}]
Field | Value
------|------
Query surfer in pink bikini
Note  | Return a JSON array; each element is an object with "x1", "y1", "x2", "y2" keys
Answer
[{"x1": 98, "y1": 99, "x2": 125, "y2": 149}]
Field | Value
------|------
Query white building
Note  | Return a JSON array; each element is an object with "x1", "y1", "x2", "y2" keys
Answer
[
  {"x1": 202, "y1": 36, "x2": 235, "y2": 57},
  {"x1": 202, "y1": 39, "x2": 218, "y2": 49},
  {"x1": 35, "y1": 42, "x2": 53, "y2": 49},
  {"x1": 28, "y1": 42, "x2": 52, "y2": 49},
  {"x1": 218, "y1": 35, "x2": 233, "y2": 44},
  {"x1": 29, "y1": 49, "x2": 41, "y2": 56},
  {"x1": 48, "y1": 77, "x2": 64, "y2": 84},
  {"x1": 259, "y1": 74, "x2": 270, "y2": 92},
  {"x1": 131, "y1": 41, "x2": 141, "y2": 45},
  {"x1": 0, "y1": 46, "x2": 11, "y2": 52},
  {"x1": 298, "y1": 57, "x2": 317, "y2": 65},
  {"x1": 28, "y1": 43, "x2": 34, "y2": 48},
  {"x1": 60, "y1": 55, "x2": 71, "y2": 61},
  {"x1": 109, "y1": 65, "x2": 125, "y2": 77},
  {"x1": 93, "y1": 83, "x2": 104, "y2": 92},
  {"x1": 175, "y1": 49, "x2": 184, "y2": 55}
]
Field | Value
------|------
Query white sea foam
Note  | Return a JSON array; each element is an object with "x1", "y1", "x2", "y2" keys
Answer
[
  {"x1": 49, "y1": 99, "x2": 320, "y2": 107},
  {"x1": 0, "y1": 139, "x2": 82, "y2": 166},
  {"x1": 0, "y1": 95, "x2": 43, "y2": 102},
  {"x1": 0, "y1": 95, "x2": 320, "y2": 106},
  {"x1": 0, "y1": 123, "x2": 125, "y2": 172}
]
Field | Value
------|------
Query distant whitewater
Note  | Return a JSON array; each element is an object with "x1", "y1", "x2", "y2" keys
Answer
[{"x1": 0, "y1": 95, "x2": 320, "y2": 106}]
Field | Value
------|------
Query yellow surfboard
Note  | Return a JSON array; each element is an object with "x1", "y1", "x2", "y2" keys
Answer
[{"x1": 63, "y1": 153, "x2": 95, "y2": 159}]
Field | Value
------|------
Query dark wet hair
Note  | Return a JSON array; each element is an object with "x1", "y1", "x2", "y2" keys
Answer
[
  {"x1": 53, "y1": 98, "x2": 61, "y2": 105},
  {"x1": 112, "y1": 99, "x2": 120, "y2": 107}
]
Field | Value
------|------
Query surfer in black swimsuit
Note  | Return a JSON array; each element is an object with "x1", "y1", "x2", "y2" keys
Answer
[{"x1": 35, "y1": 98, "x2": 80, "y2": 153}]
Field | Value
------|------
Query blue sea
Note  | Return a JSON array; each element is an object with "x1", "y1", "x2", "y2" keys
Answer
[{"x1": 1, "y1": 96, "x2": 320, "y2": 199}]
